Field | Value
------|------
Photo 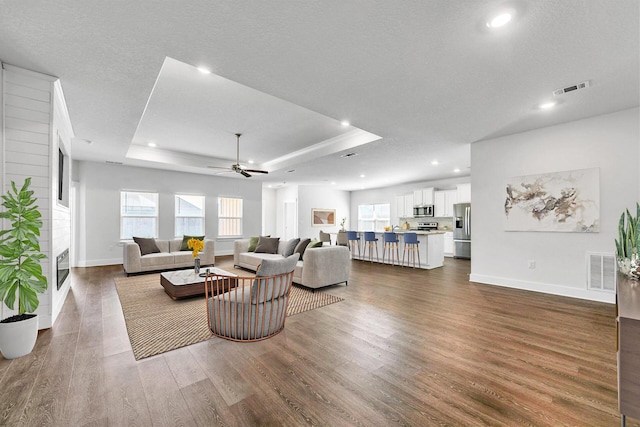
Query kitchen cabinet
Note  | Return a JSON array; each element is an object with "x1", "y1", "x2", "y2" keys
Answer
[
  {"x1": 413, "y1": 187, "x2": 434, "y2": 205},
  {"x1": 395, "y1": 194, "x2": 413, "y2": 220},
  {"x1": 434, "y1": 190, "x2": 457, "y2": 217},
  {"x1": 456, "y1": 183, "x2": 471, "y2": 203},
  {"x1": 443, "y1": 231, "x2": 453, "y2": 257}
]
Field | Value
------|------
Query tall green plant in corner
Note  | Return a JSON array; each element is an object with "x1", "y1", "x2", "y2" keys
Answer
[{"x1": 0, "y1": 178, "x2": 48, "y2": 319}]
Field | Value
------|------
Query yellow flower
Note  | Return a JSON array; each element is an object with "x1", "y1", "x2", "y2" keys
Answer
[{"x1": 187, "y1": 238, "x2": 204, "y2": 258}]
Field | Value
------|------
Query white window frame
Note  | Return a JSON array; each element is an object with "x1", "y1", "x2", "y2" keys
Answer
[
  {"x1": 120, "y1": 191, "x2": 159, "y2": 239},
  {"x1": 174, "y1": 194, "x2": 205, "y2": 237},
  {"x1": 218, "y1": 196, "x2": 243, "y2": 238},
  {"x1": 358, "y1": 203, "x2": 391, "y2": 232}
]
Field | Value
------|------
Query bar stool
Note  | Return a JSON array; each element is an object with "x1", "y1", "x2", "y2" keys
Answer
[
  {"x1": 346, "y1": 231, "x2": 361, "y2": 259},
  {"x1": 402, "y1": 232, "x2": 421, "y2": 268},
  {"x1": 363, "y1": 231, "x2": 379, "y2": 262},
  {"x1": 382, "y1": 232, "x2": 400, "y2": 265}
]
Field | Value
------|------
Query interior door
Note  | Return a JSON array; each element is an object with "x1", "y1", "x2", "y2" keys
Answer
[{"x1": 283, "y1": 201, "x2": 297, "y2": 241}]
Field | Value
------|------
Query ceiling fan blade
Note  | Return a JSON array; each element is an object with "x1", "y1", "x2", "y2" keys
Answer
[
  {"x1": 240, "y1": 170, "x2": 251, "y2": 178},
  {"x1": 243, "y1": 169, "x2": 268, "y2": 174}
]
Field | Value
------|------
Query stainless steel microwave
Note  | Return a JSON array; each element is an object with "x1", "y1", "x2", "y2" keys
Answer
[{"x1": 413, "y1": 205, "x2": 434, "y2": 217}]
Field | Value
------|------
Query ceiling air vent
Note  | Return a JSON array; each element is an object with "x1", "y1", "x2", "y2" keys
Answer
[
  {"x1": 553, "y1": 80, "x2": 590, "y2": 97},
  {"x1": 341, "y1": 152, "x2": 358, "y2": 158}
]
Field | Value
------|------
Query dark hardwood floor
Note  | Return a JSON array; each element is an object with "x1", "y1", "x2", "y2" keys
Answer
[{"x1": 0, "y1": 256, "x2": 635, "y2": 426}]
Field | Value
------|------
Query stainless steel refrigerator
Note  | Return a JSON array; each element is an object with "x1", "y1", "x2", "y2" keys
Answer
[{"x1": 453, "y1": 203, "x2": 471, "y2": 259}]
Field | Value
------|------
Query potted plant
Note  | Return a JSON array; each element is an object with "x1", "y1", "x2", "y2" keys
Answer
[
  {"x1": 615, "y1": 202, "x2": 640, "y2": 280},
  {"x1": 0, "y1": 178, "x2": 48, "y2": 359}
]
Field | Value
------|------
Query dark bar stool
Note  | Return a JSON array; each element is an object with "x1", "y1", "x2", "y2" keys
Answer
[
  {"x1": 346, "y1": 231, "x2": 361, "y2": 259},
  {"x1": 363, "y1": 231, "x2": 379, "y2": 262},
  {"x1": 382, "y1": 232, "x2": 400, "y2": 266},
  {"x1": 402, "y1": 232, "x2": 421, "y2": 268}
]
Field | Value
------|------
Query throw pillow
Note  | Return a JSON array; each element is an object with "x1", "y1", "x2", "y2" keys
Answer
[
  {"x1": 180, "y1": 235, "x2": 205, "y2": 251},
  {"x1": 308, "y1": 240, "x2": 323, "y2": 248},
  {"x1": 282, "y1": 238, "x2": 300, "y2": 257},
  {"x1": 247, "y1": 236, "x2": 260, "y2": 252},
  {"x1": 133, "y1": 237, "x2": 161, "y2": 256},
  {"x1": 294, "y1": 238, "x2": 311, "y2": 260},
  {"x1": 254, "y1": 236, "x2": 280, "y2": 254}
]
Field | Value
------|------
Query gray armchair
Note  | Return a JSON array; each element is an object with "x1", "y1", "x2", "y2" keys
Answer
[{"x1": 206, "y1": 254, "x2": 299, "y2": 341}]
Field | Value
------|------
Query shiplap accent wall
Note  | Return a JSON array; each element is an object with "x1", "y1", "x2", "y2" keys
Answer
[{"x1": 1, "y1": 63, "x2": 73, "y2": 329}]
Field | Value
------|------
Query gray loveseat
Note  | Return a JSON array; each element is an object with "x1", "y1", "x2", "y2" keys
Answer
[
  {"x1": 233, "y1": 239, "x2": 350, "y2": 290},
  {"x1": 123, "y1": 238, "x2": 215, "y2": 275}
]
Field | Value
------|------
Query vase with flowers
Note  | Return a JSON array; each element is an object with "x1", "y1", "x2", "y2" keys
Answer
[
  {"x1": 339, "y1": 217, "x2": 346, "y2": 232},
  {"x1": 187, "y1": 237, "x2": 204, "y2": 274}
]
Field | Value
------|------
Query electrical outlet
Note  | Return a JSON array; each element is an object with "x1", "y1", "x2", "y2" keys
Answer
[{"x1": 528, "y1": 260, "x2": 536, "y2": 269}]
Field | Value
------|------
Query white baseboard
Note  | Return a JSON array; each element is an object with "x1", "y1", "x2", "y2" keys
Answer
[
  {"x1": 75, "y1": 258, "x2": 122, "y2": 268},
  {"x1": 469, "y1": 273, "x2": 615, "y2": 304}
]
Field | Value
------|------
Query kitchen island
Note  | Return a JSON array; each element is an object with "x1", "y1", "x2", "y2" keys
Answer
[{"x1": 352, "y1": 231, "x2": 444, "y2": 269}]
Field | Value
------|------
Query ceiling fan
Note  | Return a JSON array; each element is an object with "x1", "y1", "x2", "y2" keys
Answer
[{"x1": 208, "y1": 133, "x2": 269, "y2": 178}]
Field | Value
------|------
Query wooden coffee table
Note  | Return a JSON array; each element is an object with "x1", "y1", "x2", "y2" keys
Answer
[{"x1": 160, "y1": 267, "x2": 237, "y2": 300}]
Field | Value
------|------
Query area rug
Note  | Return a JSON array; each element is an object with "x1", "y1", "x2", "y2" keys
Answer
[{"x1": 114, "y1": 273, "x2": 344, "y2": 360}]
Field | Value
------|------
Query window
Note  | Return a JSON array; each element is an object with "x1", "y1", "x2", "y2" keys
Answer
[
  {"x1": 218, "y1": 197, "x2": 243, "y2": 237},
  {"x1": 358, "y1": 203, "x2": 390, "y2": 232},
  {"x1": 121, "y1": 191, "x2": 159, "y2": 239},
  {"x1": 175, "y1": 194, "x2": 205, "y2": 236}
]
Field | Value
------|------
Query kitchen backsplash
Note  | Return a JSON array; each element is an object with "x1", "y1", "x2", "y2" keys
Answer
[{"x1": 398, "y1": 217, "x2": 453, "y2": 231}]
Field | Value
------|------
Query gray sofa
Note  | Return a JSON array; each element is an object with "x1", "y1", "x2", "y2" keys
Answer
[
  {"x1": 123, "y1": 238, "x2": 215, "y2": 275},
  {"x1": 233, "y1": 239, "x2": 350, "y2": 290}
]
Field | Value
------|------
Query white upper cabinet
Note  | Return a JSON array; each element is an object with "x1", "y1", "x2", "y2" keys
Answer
[
  {"x1": 395, "y1": 193, "x2": 414, "y2": 220},
  {"x1": 413, "y1": 187, "x2": 434, "y2": 205},
  {"x1": 456, "y1": 183, "x2": 471, "y2": 203},
  {"x1": 434, "y1": 189, "x2": 457, "y2": 217}
]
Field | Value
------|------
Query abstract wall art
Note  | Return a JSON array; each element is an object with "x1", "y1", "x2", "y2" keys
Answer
[
  {"x1": 504, "y1": 167, "x2": 600, "y2": 232},
  {"x1": 312, "y1": 208, "x2": 335, "y2": 226}
]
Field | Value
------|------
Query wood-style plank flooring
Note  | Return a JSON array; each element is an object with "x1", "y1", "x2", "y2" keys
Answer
[{"x1": 0, "y1": 256, "x2": 636, "y2": 426}]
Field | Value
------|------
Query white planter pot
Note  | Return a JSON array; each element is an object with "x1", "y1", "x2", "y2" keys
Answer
[{"x1": 0, "y1": 314, "x2": 38, "y2": 359}]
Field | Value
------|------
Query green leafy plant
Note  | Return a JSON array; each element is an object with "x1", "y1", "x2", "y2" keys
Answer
[
  {"x1": 0, "y1": 178, "x2": 47, "y2": 317},
  {"x1": 615, "y1": 203, "x2": 640, "y2": 260}
]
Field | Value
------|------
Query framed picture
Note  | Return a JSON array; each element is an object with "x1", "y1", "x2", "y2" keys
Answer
[
  {"x1": 312, "y1": 208, "x2": 336, "y2": 227},
  {"x1": 504, "y1": 167, "x2": 600, "y2": 232}
]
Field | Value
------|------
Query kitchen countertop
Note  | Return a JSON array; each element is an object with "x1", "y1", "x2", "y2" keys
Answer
[{"x1": 361, "y1": 230, "x2": 446, "y2": 235}]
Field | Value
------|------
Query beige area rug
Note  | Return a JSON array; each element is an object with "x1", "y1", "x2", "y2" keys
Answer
[{"x1": 114, "y1": 270, "x2": 344, "y2": 360}]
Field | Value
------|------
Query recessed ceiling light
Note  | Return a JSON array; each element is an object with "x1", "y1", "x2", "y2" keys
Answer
[
  {"x1": 454, "y1": 168, "x2": 461, "y2": 173},
  {"x1": 147, "y1": 142, "x2": 157, "y2": 148},
  {"x1": 341, "y1": 120, "x2": 350, "y2": 127},
  {"x1": 267, "y1": 185, "x2": 272, "y2": 188},
  {"x1": 431, "y1": 160, "x2": 439, "y2": 165},
  {"x1": 539, "y1": 101, "x2": 556, "y2": 110},
  {"x1": 248, "y1": 160, "x2": 254, "y2": 164},
  {"x1": 197, "y1": 67, "x2": 211, "y2": 74},
  {"x1": 487, "y1": 12, "x2": 512, "y2": 28},
  {"x1": 360, "y1": 174, "x2": 365, "y2": 178},
  {"x1": 331, "y1": 181, "x2": 336, "y2": 185}
]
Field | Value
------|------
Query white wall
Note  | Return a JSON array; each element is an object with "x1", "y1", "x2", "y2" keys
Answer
[
  {"x1": 262, "y1": 187, "x2": 277, "y2": 236},
  {"x1": 470, "y1": 108, "x2": 639, "y2": 303},
  {"x1": 0, "y1": 64, "x2": 73, "y2": 328},
  {"x1": 298, "y1": 185, "x2": 350, "y2": 242},
  {"x1": 75, "y1": 161, "x2": 263, "y2": 265}
]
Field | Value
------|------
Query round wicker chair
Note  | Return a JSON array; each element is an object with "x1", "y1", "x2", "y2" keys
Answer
[{"x1": 205, "y1": 254, "x2": 299, "y2": 342}]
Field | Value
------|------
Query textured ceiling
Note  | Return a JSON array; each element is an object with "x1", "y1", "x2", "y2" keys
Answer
[{"x1": 0, "y1": 1, "x2": 638, "y2": 190}]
